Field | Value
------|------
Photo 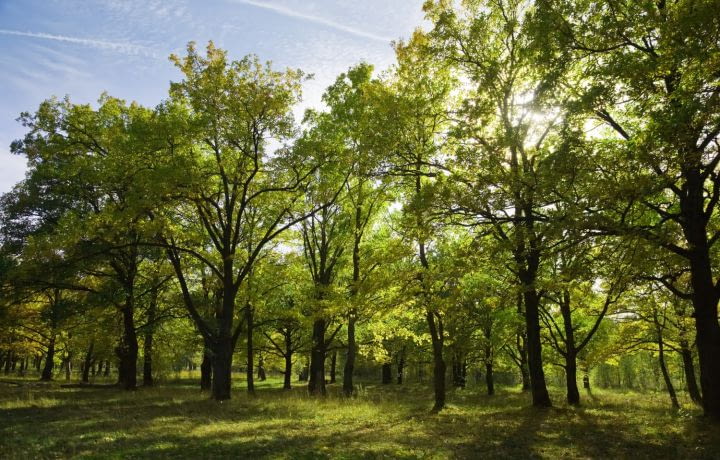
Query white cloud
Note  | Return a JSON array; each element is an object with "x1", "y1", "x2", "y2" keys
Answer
[
  {"x1": 229, "y1": 0, "x2": 394, "y2": 43},
  {"x1": 0, "y1": 29, "x2": 159, "y2": 58}
]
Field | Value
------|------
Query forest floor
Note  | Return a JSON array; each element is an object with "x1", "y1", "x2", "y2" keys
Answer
[{"x1": 0, "y1": 377, "x2": 718, "y2": 459}]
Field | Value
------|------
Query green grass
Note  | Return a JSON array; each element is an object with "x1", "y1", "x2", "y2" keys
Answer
[{"x1": 1, "y1": 378, "x2": 718, "y2": 459}]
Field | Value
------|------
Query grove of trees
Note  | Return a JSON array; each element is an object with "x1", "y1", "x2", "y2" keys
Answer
[{"x1": 1, "y1": 0, "x2": 719, "y2": 423}]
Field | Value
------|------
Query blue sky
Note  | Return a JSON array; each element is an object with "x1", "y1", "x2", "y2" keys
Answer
[{"x1": 0, "y1": 0, "x2": 425, "y2": 194}]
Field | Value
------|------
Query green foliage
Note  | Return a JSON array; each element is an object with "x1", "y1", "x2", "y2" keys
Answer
[{"x1": 2, "y1": 0, "x2": 719, "y2": 432}]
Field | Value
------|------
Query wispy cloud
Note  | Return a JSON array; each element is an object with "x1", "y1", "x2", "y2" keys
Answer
[
  {"x1": 229, "y1": 0, "x2": 393, "y2": 43},
  {"x1": 0, "y1": 29, "x2": 159, "y2": 58}
]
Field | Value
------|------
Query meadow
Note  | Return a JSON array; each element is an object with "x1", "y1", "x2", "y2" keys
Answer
[{"x1": 1, "y1": 377, "x2": 718, "y2": 459}]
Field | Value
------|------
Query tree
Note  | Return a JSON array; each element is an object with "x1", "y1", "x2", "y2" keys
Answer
[
  {"x1": 541, "y1": 237, "x2": 631, "y2": 404},
  {"x1": 261, "y1": 291, "x2": 306, "y2": 390},
  {"x1": 302, "y1": 63, "x2": 394, "y2": 396},
  {"x1": 7, "y1": 94, "x2": 167, "y2": 390},
  {"x1": 159, "y1": 42, "x2": 317, "y2": 400},
  {"x1": 425, "y1": 0, "x2": 577, "y2": 407},
  {"x1": 380, "y1": 30, "x2": 455, "y2": 411},
  {"x1": 297, "y1": 163, "x2": 348, "y2": 396},
  {"x1": 459, "y1": 246, "x2": 518, "y2": 396},
  {"x1": 535, "y1": 0, "x2": 720, "y2": 419}
]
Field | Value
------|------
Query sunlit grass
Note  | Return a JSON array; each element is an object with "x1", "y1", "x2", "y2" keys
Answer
[{"x1": 1, "y1": 378, "x2": 718, "y2": 459}]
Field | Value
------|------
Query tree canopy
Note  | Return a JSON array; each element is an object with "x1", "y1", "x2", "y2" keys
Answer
[{"x1": 2, "y1": 0, "x2": 720, "y2": 436}]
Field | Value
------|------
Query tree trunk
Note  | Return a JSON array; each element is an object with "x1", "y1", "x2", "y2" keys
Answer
[
  {"x1": 142, "y1": 335, "x2": 153, "y2": 387},
  {"x1": 329, "y1": 350, "x2": 337, "y2": 384},
  {"x1": 343, "y1": 316, "x2": 356, "y2": 396},
  {"x1": 692, "y1": 293, "x2": 720, "y2": 417},
  {"x1": 523, "y1": 287, "x2": 552, "y2": 407},
  {"x1": 103, "y1": 360, "x2": 110, "y2": 377},
  {"x1": 457, "y1": 357, "x2": 467, "y2": 388},
  {"x1": 415, "y1": 169, "x2": 445, "y2": 411},
  {"x1": 565, "y1": 353, "x2": 580, "y2": 406},
  {"x1": 257, "y1": 355, "x2": 266, "y2": 381},
  {"x1": 510, "y1": 137, "x2": 551, "y2": 407},
  {"x1": 64, "y1": 355, "x2": 71, "y2": 380},
  {"x1": 111, "y1": 250, "x2": 140, "y2": 392},
  {"x1": 426, "y1": 310, "x2": 446, "y2": 412},
  {"x1": 245, "y1": 305, "x2": 254, "y2": 394},
  {"x1": 118, "y1": 292, "x2": 138, "y2": 391},
  {"x1": 560, "y1": 291, "x2": 580, "y2": 405},
  {"x1": 382, "y1": 363, "x2": 392, "y2": 384},
  {"x1": 462, "y1": 359, "x2": 467, "y2": 385},
  {"x1": 520, "y1": 350, "x2": 531, "y2": 390},
  {"x1": 485, "y1": 361, "x2": 495, "y2": 396},
  {"x1": 344, "y1": 194, "x2": 364, "y2": 395},
  {"x1": 3, "y1": 351, "x2": 12, "y2": 374},
  {"x1": 680, "y1": 171, "x2": 720, "y2": 418},
  {"x1": 658, "y1": 334, "x2": 680, "y2": 409},
  {"x1": 40, "y1": 336, "x2": 55, "y2": 381},
  {"x1": 513, "y1": 304, "x2": 531, "y2": 391},
  {"x1": 680, "y1": 339, "x2": 702, "y2": 404},
  {"x1": 452, "y1": 354, "x2": 463, "y2": 388},
  {"x1": 397, "y1": 349, "x2": 405, "y2": 385},
  {"x1": 200, "y1": 346, "x2": 213, "y2": 391},
  {"x1": 169, "y1": 247, "x2": 238, "y2": 401},
  {"x1": 211, "y1": 338, "x2": 232, "y2": 400},
  {"x1": 208, "y1": 262, "x2": 240, "y2": 402},
  {"x1": 82, "y1": 341, "x2": 94, "y2": 383},
  {"x1": 283, "y1": 351, "x2": 293, "y2": 390},
  {"x1": 308, "y1": 319, "x2": 327, "y2": 396},
  {"x1": 143, "y1": 287, "x2": 158, "y2": 387}
]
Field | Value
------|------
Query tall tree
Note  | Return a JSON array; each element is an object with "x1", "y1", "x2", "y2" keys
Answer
[
  {"x1": 297, "y1": 163, "x2": 348, "y2": 396},
  {"x1": 6, "y1": 95, "x2": 164, "y2": 389},
  {"x1": 160, "y1": 43, "x2": 319, "y2": 400},
  {"x1": 307, "y1": 63, "x2": 389, "y2": 396},
  {"x1": 535, "y1": 0, "x2": 720, "y2": 419},
  {"x1": 381, "y1": 31, "x2": 455, "y2": 411},
  {"x1": 541, "y1": 238, "x2": 630, "y2": 404},
  {"x1": 425, "y1": 0, "x2": 573, "y2": 407}
]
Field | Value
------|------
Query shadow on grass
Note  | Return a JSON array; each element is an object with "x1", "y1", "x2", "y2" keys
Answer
[{"x1": 1, "y1": 382, "x2": 719, "y2": 459}]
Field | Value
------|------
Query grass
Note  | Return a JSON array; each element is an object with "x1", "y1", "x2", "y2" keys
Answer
[{"x1": 1, "y1": 377, "x2": 718, "y2": 459}]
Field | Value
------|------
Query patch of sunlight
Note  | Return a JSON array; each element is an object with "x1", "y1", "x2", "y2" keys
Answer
[
  {"x1": 0, "y1": 394, "x2": 62, "y2": 409},
  {"x1": 188, "y1": 420, "x2": 247, "y2": 437},
  {"x1": 150, "y1": 415, "x2": 189, "y2": 425},
  {"x1": 100, "y1": 434, "x2": 122, "y2": 443},
  {"x1": 582, "y1": 407, "x2": 611, "y2": 417},
  {"x1": 152, "y1": 441, "x2": 177, "y2": 451}
]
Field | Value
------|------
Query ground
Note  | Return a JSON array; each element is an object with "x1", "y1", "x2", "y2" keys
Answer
[{"x1": 1, "y1": 377, "x2": 718, "y2": 459}]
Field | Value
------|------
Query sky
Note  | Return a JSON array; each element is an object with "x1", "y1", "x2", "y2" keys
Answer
[{"x1": 0, "y1": 0, "x2": 426, "y2": 195}]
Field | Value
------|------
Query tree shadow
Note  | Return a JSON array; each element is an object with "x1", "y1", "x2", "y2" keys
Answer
[{"x1": 2, "y1": 383, "x2": 720, "y2": 459}]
